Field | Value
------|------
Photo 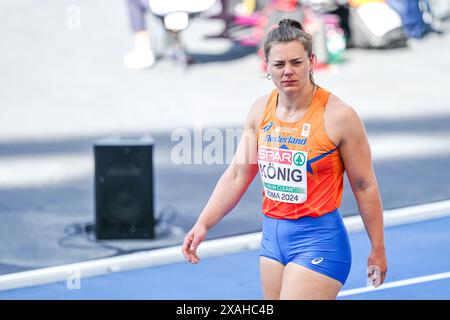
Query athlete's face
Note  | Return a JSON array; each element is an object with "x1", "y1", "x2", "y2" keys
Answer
[{"x1": 267, "y1": 41, "x2": 314, "y2": 93}]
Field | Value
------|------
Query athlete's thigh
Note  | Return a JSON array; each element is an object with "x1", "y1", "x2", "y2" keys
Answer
[
  {"x1": 280, "y1": 263, "x2": 342, "y2": 300},
  {"x1": 260, "y1": 256, "x2": 285, "y2": 300}
]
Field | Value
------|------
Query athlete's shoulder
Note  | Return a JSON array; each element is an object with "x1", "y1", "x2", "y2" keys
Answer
[
  {"x1": 323, "y1": 93, "x2": 364, "y2": 145},
  {"x1": 325, "y1": 93, "x2": 360, "y2": 123},
  {"x1": 247, "y1": 92, "x2": 273, "y2": 130},
  {"x1": 252, "y1": 92, "x2": 272, "y2": 111}
]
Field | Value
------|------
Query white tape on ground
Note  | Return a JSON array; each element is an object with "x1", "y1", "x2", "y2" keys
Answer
[
  {"x1": 338, "y1": 271, "x2": 450, "y2": 297},
  {"x1": 1, "y1": 199, "x2": 450, "y2": 292}
]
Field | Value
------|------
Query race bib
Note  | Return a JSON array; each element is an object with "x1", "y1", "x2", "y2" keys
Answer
[{"x1": 257, "y1": 146, "x2": 308, "y2": 204}]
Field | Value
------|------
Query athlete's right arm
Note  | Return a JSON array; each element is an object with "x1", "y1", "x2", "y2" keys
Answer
[{"x1": 182, "y1": 96, "x2": 267, "y2": 264}]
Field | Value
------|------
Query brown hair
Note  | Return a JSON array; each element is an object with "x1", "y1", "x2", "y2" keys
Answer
[
  {"x1": 263, "y1": 19, "x2": 313, "y2": 59},
  {"x1": 263, "y1": 19, "x2": 316, "y2": 84}
]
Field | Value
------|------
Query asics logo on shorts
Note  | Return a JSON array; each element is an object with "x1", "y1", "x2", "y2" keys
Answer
[{"x1": 311, "y1": 257, "x2": 324, "y2": 265}]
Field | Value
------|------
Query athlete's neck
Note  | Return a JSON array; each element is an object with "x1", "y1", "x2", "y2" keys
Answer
[{"x1": 278, "y1": 84, "x2": 317, "y2": 114}]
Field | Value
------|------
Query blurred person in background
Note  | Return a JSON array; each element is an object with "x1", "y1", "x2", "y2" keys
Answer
[
  {"x1": 124, "y1": 0, "x2": 218, "y2": 69},
  {"x1": 182, "y1": 18, "x2": 387, "y2": 299},
  {"x1": 124, "y1": 0, "x2": 156, "y2": 69}
]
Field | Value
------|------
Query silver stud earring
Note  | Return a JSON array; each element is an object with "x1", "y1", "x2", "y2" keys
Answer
[{"x1": 267, "y1": 74, "x2": 272, "y2": 80}]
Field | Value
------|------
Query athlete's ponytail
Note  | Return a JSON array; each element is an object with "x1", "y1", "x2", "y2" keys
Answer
[{"x1": 277, "y1": 18, "x2": 305, "y2": 32}]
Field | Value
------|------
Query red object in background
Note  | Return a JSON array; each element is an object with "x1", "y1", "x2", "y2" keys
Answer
[
  {"x1": 273, "y1": 0, "x2": 298, "y2": 12},
  {"x1": 313, "y1": 62, "x2": 329, "y2": 71}
]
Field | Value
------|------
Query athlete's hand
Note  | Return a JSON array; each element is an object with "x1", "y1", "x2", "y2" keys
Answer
[
  {"x1": 367, "y1": 247, "x2": 388, "y2": 288},
  {"x1": 182, "y1": 223, "x2": 208, "y2": 264}
]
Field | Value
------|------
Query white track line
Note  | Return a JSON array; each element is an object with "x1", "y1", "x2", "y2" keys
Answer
[
  {"x1": 1, "y1": 199, "x2": 450, "y2": 291},
  {"x1": 338, "y1": 271, "x2": 450, "y2": 297}
]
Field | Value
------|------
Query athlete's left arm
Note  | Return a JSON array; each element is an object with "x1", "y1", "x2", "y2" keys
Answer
[{"x1": 327, "y1": 100, "x2": 388, "y2": 286}]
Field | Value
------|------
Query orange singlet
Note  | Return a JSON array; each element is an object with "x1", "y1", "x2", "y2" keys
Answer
[{"x1": 257, "y1": 86, "x2": 344, "y2": 219}]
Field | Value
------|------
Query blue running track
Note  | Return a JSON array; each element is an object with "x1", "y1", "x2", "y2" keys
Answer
[{"x1": 1, "y1": 215, "x2": 449, "y2": 299}]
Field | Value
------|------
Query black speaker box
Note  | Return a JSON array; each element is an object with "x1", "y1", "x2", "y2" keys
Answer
[{"x1": 94, "y1": 136, "x2": 155, "y2": 239}]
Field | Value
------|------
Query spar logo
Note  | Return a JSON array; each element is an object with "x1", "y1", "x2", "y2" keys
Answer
[
  {"x1": 258, "y1": 147, "x2": 292, "y2": 165},
  {"x1": 293, "y1": 152, "x2": 306, "y2": 166},
  {"x1": 263, "y1": 121, "x2": 273, "y2": 132}
]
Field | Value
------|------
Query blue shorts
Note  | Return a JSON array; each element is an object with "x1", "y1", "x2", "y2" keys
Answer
[{"x1": 260, "y1": 209, "x2": 352, "y2": 286}]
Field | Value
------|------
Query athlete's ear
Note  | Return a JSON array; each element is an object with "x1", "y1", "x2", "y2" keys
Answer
[{"x1": 309, "y1": 54, "x2": 316, "y2": 69}]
